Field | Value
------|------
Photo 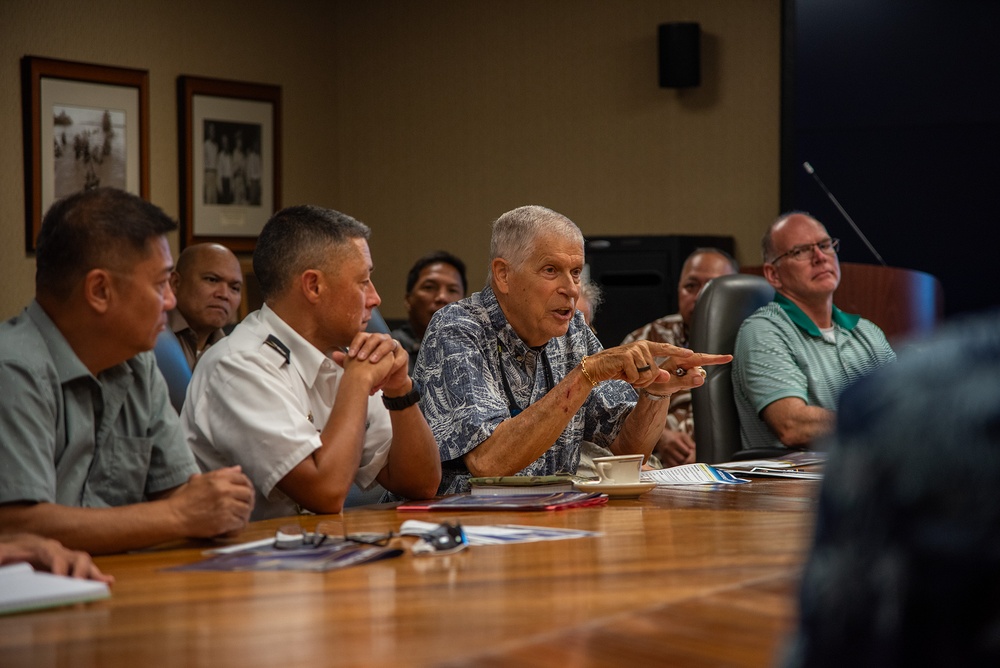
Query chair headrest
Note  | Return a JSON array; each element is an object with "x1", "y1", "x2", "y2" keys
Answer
[{"x1": 690, "y1": 274, "x2": 774, "y2": 354}]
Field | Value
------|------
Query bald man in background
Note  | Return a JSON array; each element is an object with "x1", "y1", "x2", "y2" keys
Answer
[
  {"x1": 622, "y1": 248, "x2": 739, "y2": 466},
  {"x1": 168, "y1": 243, "x2": 244, "y2": 370}
]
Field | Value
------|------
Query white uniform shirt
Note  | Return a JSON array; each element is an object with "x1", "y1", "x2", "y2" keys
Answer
[{"x1": 182, "y1": 304, "x2": 392, "y2": 520}]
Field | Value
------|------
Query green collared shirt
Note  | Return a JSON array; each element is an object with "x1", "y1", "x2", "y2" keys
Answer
[
  {"x1": 773, "y1": 292, "x2": 860, "y2": 336},
  {"x1": 732, "y1": 295, "x2": 895, "y2": 451},
  {"x1": 0, "y1": 301, "x2": 197, "y2": 508}
]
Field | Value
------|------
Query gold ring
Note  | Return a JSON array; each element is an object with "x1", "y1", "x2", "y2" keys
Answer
[{"x1": 697, "y1": 367, "x2": 706, "y2": 378}]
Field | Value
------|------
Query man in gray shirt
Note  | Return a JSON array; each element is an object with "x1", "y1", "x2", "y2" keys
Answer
[{"x1": 0, "y1": 188, "x2": 254, "y2": 555}]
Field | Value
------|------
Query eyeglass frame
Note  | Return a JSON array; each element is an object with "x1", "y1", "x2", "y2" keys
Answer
[
  {"x1": 768, "y1": 237, "x2": 840, "y2": 265},
  {"x1": 274, "y1": 521, "x2": 395, "y2": 550}
]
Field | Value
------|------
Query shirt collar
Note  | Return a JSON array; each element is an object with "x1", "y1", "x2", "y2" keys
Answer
[
  {"x1": 258, "y1": 303, "x2": 336, "y2": 385},
  {"x1": 168, "y1": 308, "x2": 191, "y2": 335},
  {"x1": 773, "y1": 292, "x2": 860, "y2": 336},
  {"x1": 482, "y1": 285, "x2": 551, "y2": 362},
  {"x1": 168, "y1": 309, "x2": 226, "y2": 347},
  {"x1": 27, "y1": 300, "x2": 117, "y2": 384}
]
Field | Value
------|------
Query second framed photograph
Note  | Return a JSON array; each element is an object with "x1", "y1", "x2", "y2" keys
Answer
[{"x1": 178, "y1": 76, "x2": 281, "y2": 252}]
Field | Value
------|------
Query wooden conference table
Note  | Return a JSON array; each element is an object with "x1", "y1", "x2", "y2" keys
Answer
[{"x1": 0, "y1": 479, "x2": 820, "y2": 668}]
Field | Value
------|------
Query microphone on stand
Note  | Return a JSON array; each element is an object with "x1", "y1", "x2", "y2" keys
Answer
[{"x1": 802, "y1": 161, "x2": 887, "y2": 266}]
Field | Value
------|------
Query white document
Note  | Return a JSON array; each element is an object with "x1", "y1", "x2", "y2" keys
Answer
[
  {"x1": 399, "y1": 520, "x2": 600, "y2": 546},
  {"x1": 0, "y1": 562, "x2": 110, "y2": 615},
  {"x1": 640, "y1": 463, "x2": 748, "y2": 485}
]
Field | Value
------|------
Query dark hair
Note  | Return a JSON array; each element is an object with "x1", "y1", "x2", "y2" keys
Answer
[
  {"x1": 786, "y1": 309, "x2": 1000, "y2": 667},
  {"x1": 686, "y1": 247, "x2": 740, "y2": 273},
  {"x1": 35, "y1": 187, "x2": 177, "y2": 300},
  {"x1": 253, "y1": 205, "x2": 370, "y2": 300},
  {"x1": 405, "y1": 250, "x2": 468, "y2": 295}
]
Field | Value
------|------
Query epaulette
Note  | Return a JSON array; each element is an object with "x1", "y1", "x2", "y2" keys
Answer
[{"x1": 262, "y1": 334, "x2": 290, "y2": 364}]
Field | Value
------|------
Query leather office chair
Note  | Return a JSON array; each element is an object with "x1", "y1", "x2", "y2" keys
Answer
[
  {"x1": 153, "y1": 328, "x2": 192, "y2": 414},
  {"x1": 690, "y1": 274, "x2": 789, "y2": 463}
]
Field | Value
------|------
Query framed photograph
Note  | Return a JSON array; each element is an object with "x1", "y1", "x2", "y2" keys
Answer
[
  {"x1": 21, "y1": 56, "x2": 149, "y2": 251},
  {"x1": 178, "y1": 76, "x2": 281, "y2": 252}
]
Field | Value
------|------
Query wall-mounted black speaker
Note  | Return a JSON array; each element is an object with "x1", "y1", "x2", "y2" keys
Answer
[{"x1": 658, "y1": 22, "x2": 701, "y2": 88}]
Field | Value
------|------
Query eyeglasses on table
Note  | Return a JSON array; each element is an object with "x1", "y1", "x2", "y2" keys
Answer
[
  {"x1": 274, "y1": 520, "x2": 468, "y2": 555},
  {"x1": 274, "y1": 521, "x2": 394, "y2": 550}
]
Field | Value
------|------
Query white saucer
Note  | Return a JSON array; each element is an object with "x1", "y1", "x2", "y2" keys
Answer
[{"x1": 574, "y1": 480, "x2": 657, "y2": 498}]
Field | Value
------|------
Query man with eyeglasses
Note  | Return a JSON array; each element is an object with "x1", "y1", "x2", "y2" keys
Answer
[{"x1": 732, "y1": 212, "x2": 896, "y2": 452}]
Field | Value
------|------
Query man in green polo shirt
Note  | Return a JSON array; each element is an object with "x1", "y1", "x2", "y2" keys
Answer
[{"x1": 732, "y1": 212, "x2": 895, "y2": 451}]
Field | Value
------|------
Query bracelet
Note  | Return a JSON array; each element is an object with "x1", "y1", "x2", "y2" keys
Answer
[
  {"x1": 579, "y1": 356, "x2": 599, "y2": 387},
  {"x1": 641, "y1": 389, "x2": 671, "y2": 401}
]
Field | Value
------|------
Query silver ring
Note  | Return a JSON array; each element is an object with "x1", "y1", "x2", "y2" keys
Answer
[
  {"x1": 636, "y1": 365, "x2": 652, "y2": 373},
  {"x1": 674, "y1": 367, "x2": 687, "y2": 377}
]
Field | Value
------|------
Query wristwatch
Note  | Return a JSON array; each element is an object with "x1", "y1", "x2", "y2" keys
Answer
[{"x1": 382, "y1": 380, "x2": 422, "y2": 411}]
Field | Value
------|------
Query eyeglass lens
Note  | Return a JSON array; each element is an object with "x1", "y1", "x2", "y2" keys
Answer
[
  {"x1": 779, "y1": 238, "x2": 839, "y2": 262},
  {"x1": 275, "y1": 517, "x2": 400, "y2": 550},
  {"x1": 315, "y1": 520, "x2": 394, "y2": 547},
  {"x1": 275, "y1": 525, "x2": 329, "y2": 549}
]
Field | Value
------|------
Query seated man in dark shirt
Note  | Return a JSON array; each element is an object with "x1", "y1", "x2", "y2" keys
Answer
[
  {"x1": 167, "y1": 242, "x2": 244, "y2": 370},
  {"x1": 622, "y1": 247, "x2": 739, "y2": 466},
  {"x1": 391, "y1": 250, "x2": 467, "y2": 374}
]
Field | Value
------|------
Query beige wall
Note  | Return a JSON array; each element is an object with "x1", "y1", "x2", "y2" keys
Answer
[{"x1": 0, "y1": 0, "x2": 779, "y2": 321}]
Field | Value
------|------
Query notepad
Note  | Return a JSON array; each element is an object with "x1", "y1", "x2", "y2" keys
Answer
[
  {"x1": 468, "y1": 474, "x2": 577, "y2": 496},
  {"x1": 0, "y1": 562, "x2": 110, "y2": 615}
]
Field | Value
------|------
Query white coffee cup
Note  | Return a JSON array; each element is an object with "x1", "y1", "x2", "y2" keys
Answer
[{"x1": 592, "y1": 454, "x2": 644, "y2": 485}]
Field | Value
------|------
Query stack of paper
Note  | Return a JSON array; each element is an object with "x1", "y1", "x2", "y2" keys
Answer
[
  {"x1": 713, "y1": 451, "x2": 827, "y2": 471},
  {"x1": 712, "y1": 452, "x2": 826, "y2": 480}
]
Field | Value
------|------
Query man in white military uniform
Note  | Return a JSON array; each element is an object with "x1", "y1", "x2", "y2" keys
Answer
[{"x1": 183, "y1": 205, "x2": 441, "y2": 520}]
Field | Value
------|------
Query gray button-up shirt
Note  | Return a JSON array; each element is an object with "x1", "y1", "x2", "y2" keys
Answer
[{"x1": 0, "y1": 301, "x2": 197, "y2": 507}]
